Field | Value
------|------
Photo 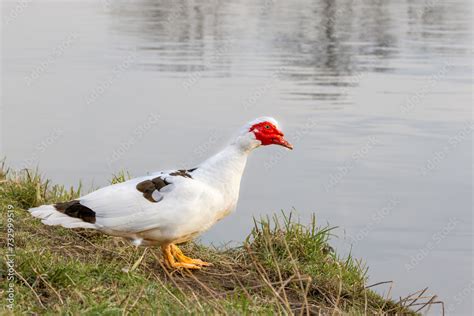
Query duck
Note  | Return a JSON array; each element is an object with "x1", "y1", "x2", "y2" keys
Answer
[{"x1": 28, "y1": 117, "x2": 293, "y2": 269}]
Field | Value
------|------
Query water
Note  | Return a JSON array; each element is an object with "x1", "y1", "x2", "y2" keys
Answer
[{"x1": 2, "y1": 0, "x2": 472, "y2": 314}]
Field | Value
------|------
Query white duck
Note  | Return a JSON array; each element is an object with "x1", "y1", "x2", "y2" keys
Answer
[{"x1": 29, "y1": 117, "x2": 293, "y2": 269}]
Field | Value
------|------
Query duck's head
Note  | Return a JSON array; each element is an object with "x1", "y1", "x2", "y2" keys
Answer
[{"x1": 235, "y1": 117, "x2": 293, "y2": 151}]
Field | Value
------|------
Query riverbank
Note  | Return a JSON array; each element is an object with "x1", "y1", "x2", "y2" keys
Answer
[{"x1": 0, "y1": 164, "x2": 438, "y2": 314}]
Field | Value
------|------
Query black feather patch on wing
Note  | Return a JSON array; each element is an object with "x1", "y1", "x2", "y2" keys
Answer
[
  {"x1": 54, "y1": 200, "x2": 96, "y2": 224},
  {"x1": 136, "y1": 176, "x2": 171, "y2": 203},
  {"x1": 169, "y1": 169, "x2": 194, "y2": 178}
]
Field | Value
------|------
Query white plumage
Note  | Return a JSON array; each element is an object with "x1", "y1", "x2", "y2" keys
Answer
[{"x1": 28, "y1": 117, "x2": 293, "y2": 269}]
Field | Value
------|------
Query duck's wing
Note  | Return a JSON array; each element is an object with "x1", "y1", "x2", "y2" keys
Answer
[{"x1": 81, "y1": 169, "x2": 204, "y2": 231}]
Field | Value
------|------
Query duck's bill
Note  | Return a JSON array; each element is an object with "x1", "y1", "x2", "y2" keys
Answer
[{"x1": 273, "y1": 137, "x2": 294, "y2": 150}]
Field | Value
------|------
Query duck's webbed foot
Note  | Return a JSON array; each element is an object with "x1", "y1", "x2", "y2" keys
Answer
[
  {"x1": 161, "y1": 244, "x2": 211, "y2": 270},
  {"x1": 171, "y1": 244, "x2": 212, "y2": 267}
]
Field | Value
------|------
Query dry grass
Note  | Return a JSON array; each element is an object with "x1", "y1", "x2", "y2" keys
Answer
[{"x1": 0, "y1": 162, "x2": 443, "y2": 315}]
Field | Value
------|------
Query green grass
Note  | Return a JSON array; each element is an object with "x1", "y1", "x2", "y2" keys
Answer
[{"x1": 0, "y1": 162, "x2": 439, "y2": 315}]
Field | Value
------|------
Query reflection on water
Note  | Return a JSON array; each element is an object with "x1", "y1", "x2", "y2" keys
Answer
[
  {"x1": 109, "y1": 0, "x2": 469, "y2": 78},
  {"x1": 2, "y1": 0, "x2": 472, "y2": 314}
]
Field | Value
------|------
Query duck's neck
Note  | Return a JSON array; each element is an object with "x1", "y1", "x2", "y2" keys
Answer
[{"x1": 194, "y1": 134, "x2": 259, "y2": 190}]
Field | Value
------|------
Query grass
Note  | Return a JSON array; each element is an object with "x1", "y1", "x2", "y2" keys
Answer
[{"x1": 0, "y1": 161, "x2": 442, "y2": 315}]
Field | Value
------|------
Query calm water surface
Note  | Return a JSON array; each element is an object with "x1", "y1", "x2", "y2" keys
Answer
[{"x1": 2, "y1": 0, "x2": 472, "y2": 314}]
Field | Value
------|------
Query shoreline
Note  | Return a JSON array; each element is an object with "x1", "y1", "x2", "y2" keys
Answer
[{"x1": 0, "y1": 165, "x2": 440, "y2": 314}]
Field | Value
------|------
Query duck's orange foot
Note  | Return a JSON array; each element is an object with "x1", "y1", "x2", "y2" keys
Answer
[
  {"x1": 171, "y1": 244, "x2": 212, "y2": 267},
  {"x1": 161, "y1": 244, "x2": 212, "y2": 270}
]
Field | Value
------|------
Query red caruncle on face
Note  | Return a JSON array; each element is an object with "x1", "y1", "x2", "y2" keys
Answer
[{"x1": 249, "y1": 121, "x2": 293, "y2": 150}]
